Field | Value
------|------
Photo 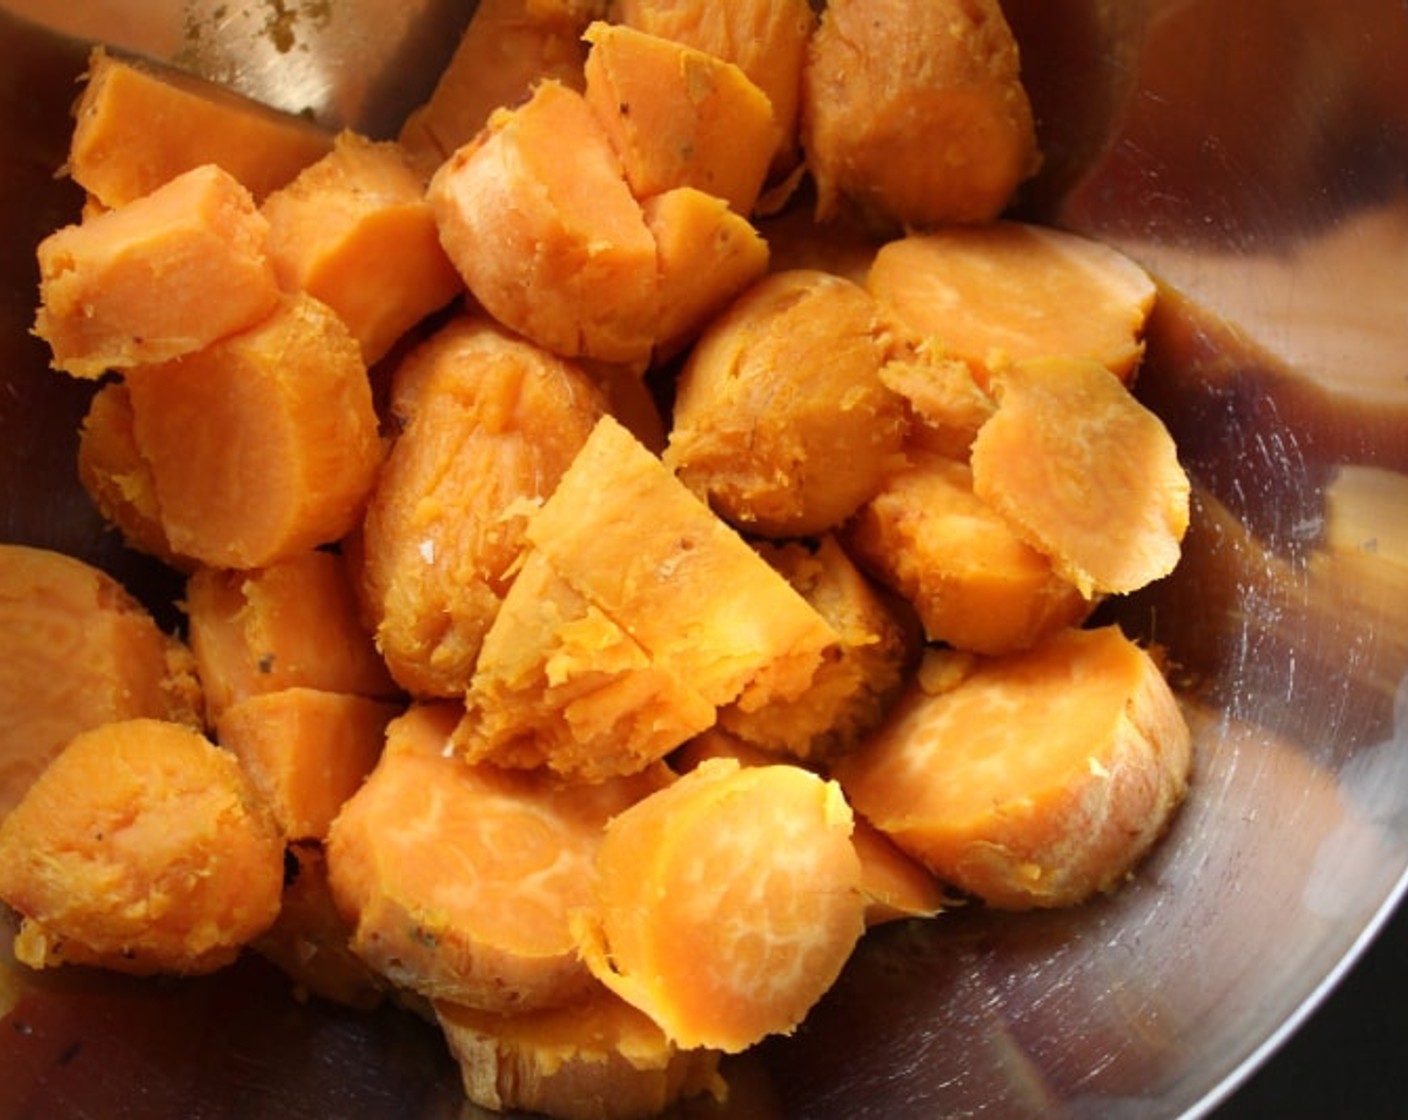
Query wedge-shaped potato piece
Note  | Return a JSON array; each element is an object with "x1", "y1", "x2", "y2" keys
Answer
[
  {"x1": 575, "y1": 758, "x2": 864, "y2": 1053},
  {"x1": 867, "y1": 222, "x2": 1157, "y2": 388},
  {"x1": 327, "y1": 703, "x2": 668, "y2": 1013},
  {"x1": 0, "y1": 718, "x2": 283, "y2": 975},
  {"x1": 801, "y1": 0, "x2": 1039, "y2": 229},
  {"x1": 429, "y1": 80, "x2": 660, "y2": 364},
  {"x1": 436, "y1": 986, "x2": 725, "y2": 1120},
  {"x1": 970, "y1": 356, "x2": 1191, "y2": 598},
  {"x1": 663, "y1": 270, "x2": 909, "y2": 537},
  {"x1": 356, "y1": 314, "x2": 607, "y2": 697},
  {"x1": 0, "y1": 545, "x2": 202, "y2": 821},
  {"x1": 35, "y1": 164, "x2": 280, "y2": 378},
  {"x1": 262, "y1": 131, "x2": 462, "y2": 365},
  {"x1": 68, "y1": 47, "x2": 333, "y2": 209},
  {"x1": 583, "y1": 21, "x2": 778, "y2": 214},
  {"x1": 843, "y1": 453, "x2": 1092, "y2": 655},
  {"x1": 831, "y1": 626, "x2": 1192, "y2": 909},
  {"x1": 525, "y1": 415, "x2": 838, "y2": 712},
  {"x1": 123, "y1": 292, "x2": 382, "y2": 570}
]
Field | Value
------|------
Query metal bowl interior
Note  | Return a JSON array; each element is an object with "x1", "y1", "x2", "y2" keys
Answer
[{"x1": 1, "y1": 2, "x2": 1407, "y2": 1117}]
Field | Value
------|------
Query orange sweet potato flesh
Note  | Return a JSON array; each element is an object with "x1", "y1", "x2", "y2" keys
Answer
[
  {"x1": 0, "y1": 718, "x2": 284, "y2": 975},
  {"x1": 428, "y1": 80, "x2": 660, "y2": 364},
  {"x1": 185, "y1": 550, "x2": 399, "y2": 723},
  {"x1": 842, "y1": 453, "x2": 1093, "y2": 655},
  {"x1": 831, "y1": 625, "x2": 1192, "y2": 909},
  {"x1": 582, "y1": 21, "x2": 778, "y2": 215},
  {"x1": 801, "y1": 0, "x2": 1040, "y2": 230},
  {"x1": 216, "y1": 688, "x2": 399, "y2": 842},
  {"x1": 717, "y1": 536, "x2": 921, "y2": 764},
  {"x1": 356, "y1": 314, "x2": 607, "y2": 697},
  {"x1": 435, "y1": 986, "x2": 725, "y2": 1120},
  {"x1": 68, "y1": 47, "x2": 333, "y2": 209},
  {"x1": 574, "y1": 757, "x2": 865, "y2": 1053},
  {"x1": 123, "y1": 292, "x2": 383, "y2": 569},
  {"x1": 0, "y1": 545, "x2": 202, "y2": 822},
  {"x1": 76, "y1": 382, "x2": 184, "y2": 569},
  {"x1": 398, "y1": 0, "x2": 601, "y2": 174},
  {"x1": 34, "y1": 164, "x2": 280, "y2": 378},
  {"x1": 327, "y1": 703, "x2": 668, "y2": 1013},
  {"x1": 969, "y1": 356, "x2": 1191, "y2": 598},
  {"x1": 663, "y1": 269, "x2": 910, "y2": 538},
  {"x1": 261, "y1": 131, "x2": 462, "y2": 366},
  {"x1": 609, "y1": 0, "x2": 817, "y2": 178},
  {"x1": 877, "y1": 346, "x2": 996, "y2": 459},
  {"x1": 866, "y1": 222, "x2": 1158, "y2": 389},
  {"x1": 522, "y1": 415, "x2": 839, "y2": 713}
]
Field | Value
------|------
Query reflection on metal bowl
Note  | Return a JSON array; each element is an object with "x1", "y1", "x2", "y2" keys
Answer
[{"x1": 1, "y1": 1, "x2": 1406, "y2": 1117}]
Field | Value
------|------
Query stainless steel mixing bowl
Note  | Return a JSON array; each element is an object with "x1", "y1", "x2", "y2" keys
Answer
[{"x1": 2, "y1": 2, "x2": 1406, "y2": 1117}]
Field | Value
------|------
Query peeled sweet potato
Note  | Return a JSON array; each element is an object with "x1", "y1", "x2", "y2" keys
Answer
[
  {"x1": 0, "y1": 718, "x2": 284, "y2": 975},
  {"x1": 0, "y1": 545, "x2": 201, "y2": 821}
]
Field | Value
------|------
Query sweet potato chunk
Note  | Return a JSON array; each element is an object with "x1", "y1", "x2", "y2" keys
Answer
[
  {"x1": 326, "y1": 703, "x2": 667, "y2": 1012},
  {"x1": 34, "y1": 164, "x2": 280, "y2": 378},
  {"x1": 356, "y1": 314, "x2": 607, "y2": 697},
  {"x1": 398, "y1": 0, "x2": 601, "y2": 174},
  {"x1": 123, "y1": 292, "x2": 383, "y2": 569},
  {"x1": 878, "y1": 347, "x2": 996, "y2": 458},
  {"x1": 261, "y1": 131, "x2": 462, "y2": 365},
  {"x1": 582, "y1": 21, "x2": 778, "y2": 214},
  {"x1": 0, "y1": 718, "x2": 283, "y2": 974},
  {"x1": 663, "y1": 270, "x2": 910, "y2": 537},
  {"x1": 574, "y1": 757, "x2": 865, "y2": 1052},
  {"x1": 969, "y1": 356, "x2": 1191, "y2": 598},
  {"x1": 185, "y1": 550, "x2": 398, "y2": 723},
  {"x1": 867, "y1": 222, "x2": 1158, "y2": 388},
  {"x1": 843, "y1": 453, "x2": 1093, "y2": 655},
  {"x1": 831, "y1": 626, "x2": 1192, "y2": 909},
  {"x1": 717, "y1": 536, "x2": 920, "y2": 763},
  {"x1": 0, "y1": 545, "x2": 202, "y2": 821},
  {"x1": 801, "y1": 0, "x2": 1039, "y2": 229},
  {"x1": 68, "y1": 47, "x2": 333, "y2": 209},
  {"x1": 608, "y1": 0, "x2": 817, "y2": 177},
  {"x1": 428, "y1": 80, "x2": 660, "y2": 364},
  {"x1": 436, "y1": 987, "x2": 725, "y2": 1120},
  {"x1": 216, "y1": 688, "x2": 399, "y2": 842}
]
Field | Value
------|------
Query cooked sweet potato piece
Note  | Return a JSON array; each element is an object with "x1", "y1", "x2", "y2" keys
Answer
[
  {"x1": 642, "y1": 186, "x2": 770, "y2": 361},
  {"x1": 455, "y1": 547, "x2": 716, "y2": 780},
  {"x1": 435, "y1": 986, "x2": 725, "y2": 1120},
  {"x1": 831, "y1": 625, "x2": 1192, "y2": 909},
  {"x1": 867, "y1": 222, "x2": 1158, "y2": 388},
  {"x1": 878, "y1": 346, "x2": 996, "y2": 458},
  {"x1": 34, "y1": 164, "x2": 280, "y2": 378},
  {"x1": 608, "y1": 0, "x2": 817, "y2": 177},
  {"x1": 582, "y1": 21, "x2": 777, "y2": 214},
  {"x1": 216, "y1": 688, "x2": 399, "y2": 841},
  {"x1": 969, "y1": 356, "x2": 1191, "y2": 598},
  {"x1": 254, "y1": 841, "x2": 387, "y2": 1010},
  {"x1": 326, "y1": 703, "x2": 667, "y2": 1012},
  {"x1": 356, "y1": 314, "x2": 607, "y2": 697},
  {"x1": 398, "y1": 0, "x2": 601, "y2": 174},
  {"x1": 261, "y1": 131, "x2": 462, "y2": 365},
  {"x1": 428, "y1": 80, "x2": 660, "y2": 364},
  {"x1": 717, "y1": 536, "x2": 920, "y2": 763},
  {"x1": 68, "y1": 47, "x2": 333, "y2": 209},
  {"x1": 801, "y1": 0, "x2": 1039, "y2": 230},
  {"x1": 522, "y1": 415, "x2": 838, "y2": 713},
  {"x1": 123, "y1": 292, "x2": 383, "y2": 569},
  {"x1": 574, "y1": 757, "x2": 865, "y2": 1052},
  {"x1": 0, "y1": 718, "x2": 284, "y2": 975},
  {"x1": 663, "y1": 269, "x2": 910, "y2": 537},
  {"x1": 843, "y1": 453, "x2": 1093, "y2": 655},
  {"x1": 0, "y1": 545, "x2": 202, "y2": 821},
  {"x1": 185, "y1": 550, "x2": 398, "y2": 724}
]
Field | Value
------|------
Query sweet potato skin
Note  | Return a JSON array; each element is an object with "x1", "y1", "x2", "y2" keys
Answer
[{"x1": 0, "y1": 718, "x2": 284, "y2": 975}]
